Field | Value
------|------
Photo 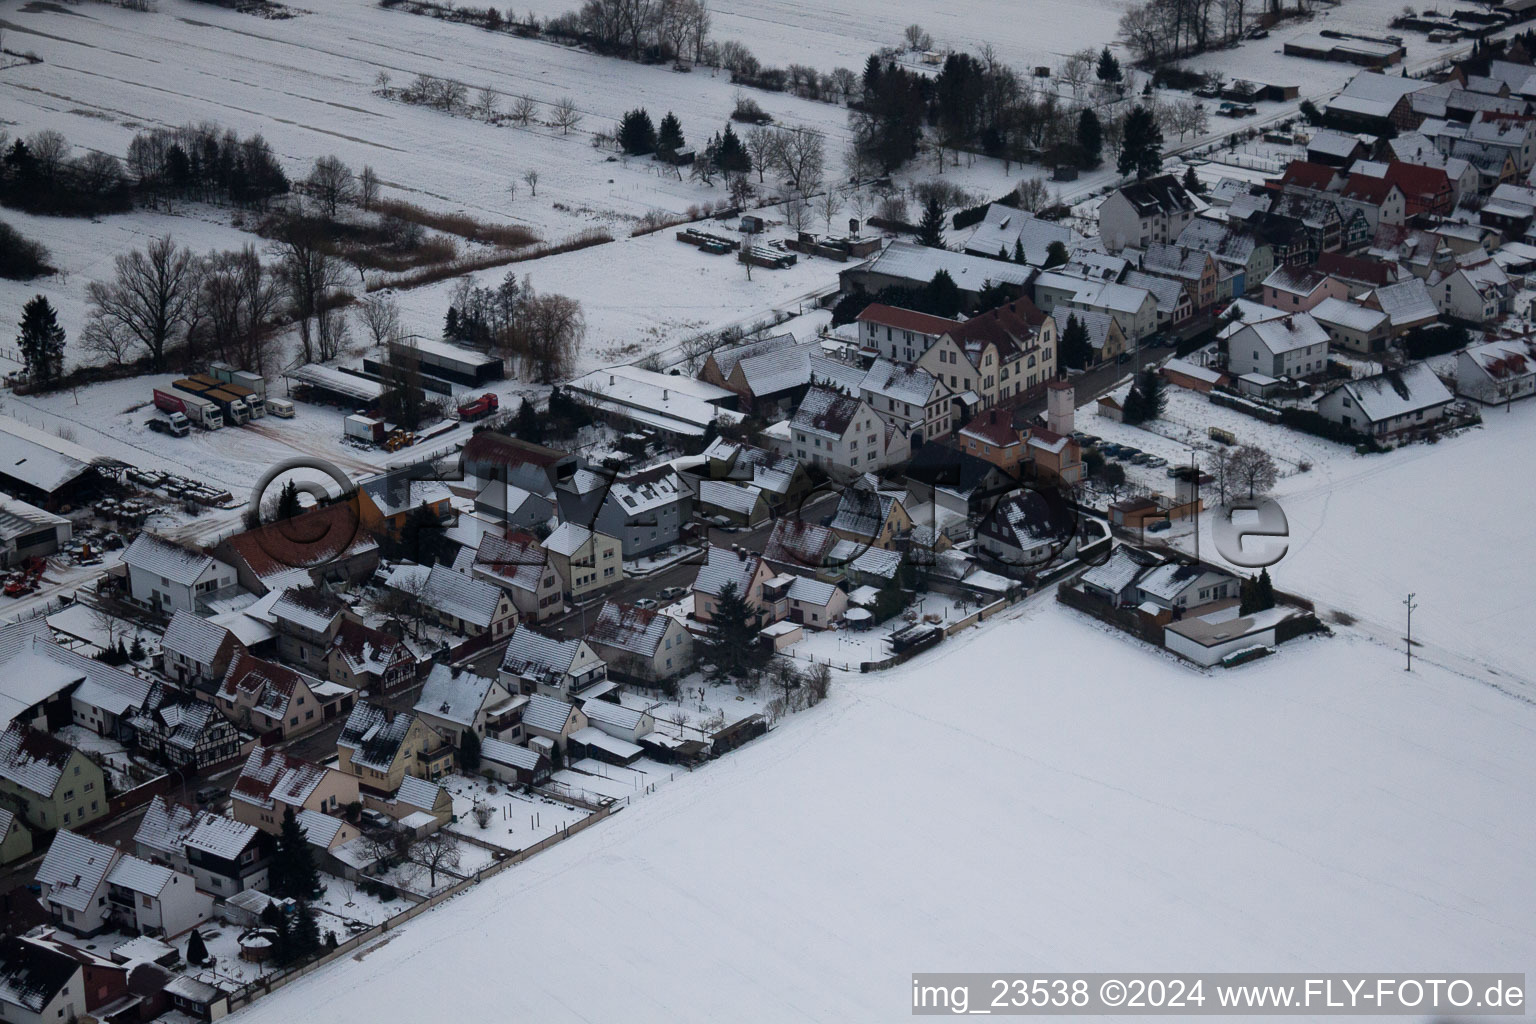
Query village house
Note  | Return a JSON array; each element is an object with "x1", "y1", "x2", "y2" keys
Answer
[
  {"x1": 216, "y1": 651, "x2": 349, "y2": 739},
  {"x1": 1309, "y1": 297, "x2": 1394, "y2": 354},
  {"x1": 958, "y1": 407, "x2": 1026, "y2": 471},
  {"x1": 582, "y1": 466, "x2": 693, "y2": 559},
  {"x1": 214, "y1": 503, "x2": 380, "y2": 595},
  {"x1": 182, "y1": 811, "x2": 269, "y2": 897},
  {"x1": 854, "y1": 303, "x2": 961, "y2": 363},
  {"x1": 1037, "y1": 272, "x2": 1160, "y2": 342},
  {"x1": 858, "y1": 359, "x2": 955, "y2": 446},
  {"x1": 0, "y1": 935, "x2": 96, "y2": 1023},
  {"x1": 1124, "y1": 270, "x2": 1194, "y2": 328},
  {"x1": 1026, "y1": 427, "x2": 1084, "y2": 485},
  {"x1": 0, "y1": 723, "x2": 108, "y2": 832},
  {"x1": 325, "y1": 619, "x2": 415, "y2": 694},
  {"x1": 961, "y1": 205, "x2": 1075, "y2": 263},
  {"x1": 789, "y1": 387, "x2": 893, "y2": 479},
  {"x1": 1339, "y1": 173, "x2": 1408, "y2": 226},
  {"x1": 369, "y1": 774, "x2": 453, "y2": 830},
  {"x1": 160, "y1": 609, "x2": 242, "y2": 688},
  {"x1": 1430, "y1": 256, "x2": 1515, "y2": 323},
  {"x1": 1260, "y1": 265, "x2": 1350, "y2": 312},
  {"x1": 33, "y1": 830, "x2": 119, "y2": 936},
  {"x1": 1456, "y1": 338, "x2": 1536, "y2": 403},
  {"x1": 336, "y1": 702, "x2": 454, "y2": 793},
  {"x1": 975, "y1": 491, "x2": 1078, "y2": 567},
  {"x1": 269, "y1": 585, "x2": 350, "y2": 667},
  {"x1": 383, "y1": 562, "x2": 517, "y2": 639},
  {"x1": 230, "y1": 746, "x2": 358, "y2": 833},
  {"x1": 127, "y1": 688, "x2": 244, "y2": 769},
  {"x1": 518, "y1": 694, "x2": 587, "y2": 754},
  {"x1": 355, "y1": 469, "x2": 455, "y2": 543},
  {"x1": 1324, "y1": 71, "x2": 1431, "y2": 134},
  {"x1": 580, "y1": 698, "x2": 655, "y2": 745},
  {"x1": 696, "y1": 479, "x2": 772, "y2": 528},
  {"x1": 461, "y1": 530, "x2": 564, "y2": 621},
  {"x1": 828, "y1": 486, "x2": 913, "y2": 552},
  {"x1": 120, "y1": 535, "x2": 238, "y2": 617},
  {"x1": 478, "y1": 737, "x2": 551, "y2": 786},
  {"x1": 1225, "y1": 313, "x2": 1332, "y2": 379},
  {"x1": 1078, "y1": 545, "x2": 1167, "y2": 607},
  {"x1": 133, "y1": 796, "x2": 197, "y2": 871},
  {"x1": 1097, "y1": 175, "x2": 1205, "y2": 251},
  {"x1": 950, "y1": 298, "x2": 1058, "y2": 402},
  {"x1": 784, "y1": 576, "x2": 849, "y2": 629},
  {"x1": 104, "y1": 851, "x2": 214, "y2": 938},
  {"x1": 1055, "y1": 308, "x2": 1128, "y2": 366},
  {"x1": 691, "y1": 545, "x2": 777, "y2": 623},
  {"x1": 838, "y1": 240, "x2": 1032, "y2": 307},
  {"x1": 1361, "y1": 276, "x2": 1443, "y2": 335},
  {"x1": 461, "y1": 431, "x2": 578, "y2": 527},
  {"x1": 1177, "y1": 218, "x2": 1276, "y2": 301},
  {"x1": 1141, "y1": 242, "x2": 1219, "y2": 311},
  {"x1": 541, "y1": 522, "x2": 622, "y2": 601},
  {"x1": 692, "y1": 438, "x2": 813, "y2": 514},
  {"x1": 762, "y1": 519, "x2": 847, "y2": 581},
  {"x1": 1316, "y1": 362, "x2": 1456, "y2": 438},
  {"x1": 1134, "y1": 562, "x2": 1240, "y2": 616},
  {"x1": 0, "y1": 807, "x2": 32, "y2": 865},
  {"x1": 585, "y1": 600, "x2": 694, "y2": 684},
  {"x1": 498, "y1": 625, "x2": 608, "y2": 700},
  {"x1": 413, "y1": 664, "x2": 519, "y2": 746}
]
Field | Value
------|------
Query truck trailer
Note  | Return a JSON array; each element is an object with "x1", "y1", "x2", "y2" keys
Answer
[
  {"x1": 154, "y1": 388, "x2": 223, "y2": 430},
  {"x1": 175, "y1": 379, "x2": 251, "y2": 425}
]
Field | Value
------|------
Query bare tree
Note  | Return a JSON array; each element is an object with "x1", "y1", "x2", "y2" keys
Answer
[
  {"x1": 744, "y1": 125, "x2": 777, "y2": 184},
  {"x1": 82, "y1": 235, "x2": 197, "y2": 371},
  {"x1": 196, "y1": 245, "x2": 280, "y2": 373},
  {"x1": 358, "y1": 166, "x2": 381, "y2": 210},
  {"x1": 406, "y1": 832, "x2": 461, "y2": 887},
  {"x1": 522, "y1": 168, "x2": 539, "y2": 197},
  {"x1": 358, "y1": 292, "x2": 402, "y2": 349},
  {"x1": 817, "y1": 186, "x2": 841, "y2": 233},
  {"x1": 903, "y1": 22, "x2": 932, "y2": 50},
  {"x1": 511, "y1": 94, "x2": 538, "y2": 125},
  {"x1": 271, "y1": 218, "x2": 349, "y2": 364},
  {"x1": 772, "y1": 126, "x2": 825, "y2": 194},
  {"x1": 477, "y1": 86, "x2": 499, "y2": 119},
  {"x1": 1228, "y1": 445, "x2": 1277, "y2": 499},
  {"x1": 551, "y1": 96, "x2": 582, "y2": 134},
  {"x1": 1059, "y1": 48, "x2": 1095, "y2": 99},
  {"x1": 306, "y1": 156, "x2": 357, "y2": 218},
  {"x1": 726, "y1": 172, "x2": 754, "y2": 209},
  {"x1": 784, "y1": 194, "x2": 811, "y2": 233},
  {"x1": 26, "y1": 130, "x2": 69, "y2": 180},
  {"x1": 373, "y1": 70, "x2": 393, "y2": 95}
]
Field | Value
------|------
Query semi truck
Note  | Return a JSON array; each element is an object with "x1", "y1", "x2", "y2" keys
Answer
[
  {"x1": 154, "y1": 388, "x2": 222, "y2": 430},
  {"x1": 345, "y1": 414, "x2": 386, "y2": 443},
  {"x1": 209, "y1": 364, "x2": 268, "y2": 416},
  {"x1": 175, "y1": 378, "x2": 251, "y2": 425}
]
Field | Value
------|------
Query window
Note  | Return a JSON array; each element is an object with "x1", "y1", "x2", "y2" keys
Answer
[{"x1": 63, "y1": 789, "x2": 74, "y2": 801}]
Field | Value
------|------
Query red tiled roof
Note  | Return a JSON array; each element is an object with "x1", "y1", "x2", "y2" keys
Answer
[
  {"x1": 1383, "y1": 161, "x2": 1451, "y2": 202},
  {"x1": 1280, "y1": 161, "x2": 1338, "y2": 192},
  {"x1": 855, "y1": 303, "x2": 963, "y2": 337},
  {"x1": 1342, "y1": 174, "x2": 1396, "y2": 204},
  {"x1": 220, "y1": 502, "x2": 377, "y2": 583},
  {"x1": 461, "y1": 432, "x2": 570, "y2": 468},
  {"x1": 959, "y1": 408, "x2": 1022, "y2": 448},
  {"x1": 1316, "y1": 251, "x2": 1395, "y2": 287}
]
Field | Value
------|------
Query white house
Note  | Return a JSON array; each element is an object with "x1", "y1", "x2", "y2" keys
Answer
[
  {"x1": 0, "y1": 936, "x2": 90, "y2": 1024},
  {"x1": 859, "y1": 359, "x2": 955, "y2": 445},
  {"x1": 789, "y1": 387, "x2": 893, "y2": 479},
  {"x1": 1225, "y1": 313, "x2": 1332, "y2": 378},
  {"x1": 1309, "y1": 297, "x2": 1394, "y2": 355},
  {"x1": 121, "y1": 534, "x2": 238, "y2": 615},
  {"x1": 413, "y1": 664, "x2": 515, "y2": 745},
  {"x1": 1316, "y1": 361, "x2": 1455, "y2": 438},
  {"x1": 1430, "y1": 257, "x2": 1514, "y2": 324},
  {"x1": 105, "y1": 854, "x2": 214, "y2": 937},
  {"x1": 580, "y1": 698, "x2": 655, "y2": 744},
  {"x1": 34, "y1": 830, "x2": 118, "y2": 936},
  {"x1": 1097, "y1": 175, "x2": 1205, "y2": 251},
  {"x1": 498, "y1": 625, "x2": 608, "y2": 699},
  {"x1": 1133, "y1": 563, "x2": 1239, "y2": 613},
  {"x1": 854, "y1": 303, "x2": 960, "y2": 363},
  {"x1": 584, "y1": 600, "x2": 694, "y2": 683},
  {"x1": 1456, "y1": 338, "x2": 1536, "y2": 403}
]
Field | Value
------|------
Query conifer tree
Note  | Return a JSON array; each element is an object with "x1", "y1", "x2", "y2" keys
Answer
[{"x1": 16, "y1": 295, "x2": 65, "y2": 387}]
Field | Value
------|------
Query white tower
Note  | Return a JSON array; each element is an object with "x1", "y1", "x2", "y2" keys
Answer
[{"x1": 1046, "y1": 380, "x2": 1075, "y2": 436}]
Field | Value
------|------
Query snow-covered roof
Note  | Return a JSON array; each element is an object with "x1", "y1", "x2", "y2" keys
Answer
[
  {"x1": 964, "y1": 205, "x2": 1074, "y2": 265},
  {"x1": 1367, "y1": 278, "x2": 1440, "y2": 327},
  {"x1": 1308, "y1": 129, "x2": 1366, "y2": 158},
  {"x1": 586, "y1": 601, "x2": 675, "y2": 658},
  {"x1": 390, "y1": 775, "x2": 444, "y2": 813},
  {"x1": 1240, "y1": 313, "x2": 1330, "y2": 356},
  {"x1": 1080, "y1": 545, "x2": 1162, "y2": 594},
  {"x1": 581, "y1": 698, "x2": 649, "y2": 733},
  {"x1": 1328, "y1": 71, "x2": 1431, "y2": 119},
  {"x1": 295, "y1": 808, "x2": 347, "y2": 848},
  {"x1": 480, "y1": 737, "x2": 543, "y2": 771},
  {"x1": 605, "y1": 467, "x2": 685, "y2": 518},
  {"x1": 0, "y1": 495, "x2": 66, "y2": 544},
  {"x1": 269, "y1": 586, "x2": 344, "y2": 634},
  {"x1": 183, "y1": 812, "x2": 260, "y2": 860},
  {"x1": 134, "y1": 797, "x2": 199, "y2": 859},
  {"x1": 469, "y1": 531, "x2": 550, "y2": 594},
  {"x1": 791, "y1": 386, "x2": 865, "y2": 438},
  {"x1": 1309, "y1": 297, "x2": 1389, "y2": 334},
  {"x1": 106, "y1": 854, "x2": 174, "y2": 897},
  {"x1": 1162, "y1": 358, "x2": 1225, "y2": 385},
  {"x1": 861, "y1": 240, "x2": 1033, "y2": 289},
  {"x1": 35, "y1": 830, "x2": 118, "y2": 911},
  {"x1": 409, "y1": 563, "x2": 506, "y2": 629},
  {"x1": 122, "y1": 534, "x2": 217, "y2": 587},
  {"x1": 699, "y1": 479, "x2": 765, "y2": 516},
  {"x1": 338, "y1": 701, "x2": 418, "y2": 774},
  {"x1": 693, "y1": 544, "x2": 762, "y2": 597},
  {"x1": 1462, "y1": 338, "x2": 1536, "y2": 381},
  {"x1": 501, "y1": 626, "x2": 582, "y2": 680},
  {"x1": 1331, "y1": 362, "x2": 1454, "y2": 423},
  {"x1": 0, "y1": 723, "x2": 80, "y2": 797},
  {"x1": 231, "y1": 746, "x2": 331, "y2": 810},
  {"x1": 861, "y1": 359, "x2": 942, "y2": 407},
  {"x1": 786, "y1": 576, "x2": 839, "y2": 607},
  {"x1": 161, "y1": 610, "x2": 231, "y2": 667},
  {"x1": 359, "y1": 472, "x2": 453, "y2": 519},
  {"x1": 522, "y1": 694, "x2": 579, "y2": 734},
  {"x1": 1137, "y1": 562, "x2": 1219, "y2": 602},
  {"x1": 566, "y1": 366, "x2": 733, "y2": 434},
  {"x1": 542, "y1": 521, "x2": 594, "y2": 557},
  {"x1": 414, "y1": 664, "x2": 500, "y2": 728},
  {"x1": 0, "y1": 414, "x2": 116, "y2": 493},
  {"x1": 0, "y1": 936, "x2": 80, "y2": 1012},
  {"x1": 569, "y1": 726, "x2": 644, "y2": 761}
]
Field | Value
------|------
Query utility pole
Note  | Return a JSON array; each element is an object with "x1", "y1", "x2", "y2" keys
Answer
[
  {"x1": 1403, "y1": 592, "x2": 1417, "y2": 671},
  {"x1": 1190, "y1": 448, "x2": 1200, "y2": 565}
]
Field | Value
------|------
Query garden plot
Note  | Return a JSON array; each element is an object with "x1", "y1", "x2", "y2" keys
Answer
[
  {"x1": 441, "y1": 773, "x2": 592, "y2": 852},
  {"x1": 311, "y1": 877, "x2": 403, "y2": 927},
  {"x1": 622, "y1": 674, "x2": 771, "y2": 738},
  {"x1": 55, "y1": 725, "x2": 162, "y2": 791}
]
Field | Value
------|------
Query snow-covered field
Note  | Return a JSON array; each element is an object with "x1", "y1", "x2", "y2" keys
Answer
[{"x1": 229, "y1": 598, "x2": 1536, "y2": 1023}]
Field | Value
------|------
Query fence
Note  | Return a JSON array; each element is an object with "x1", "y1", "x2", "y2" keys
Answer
[
  {"x1": 106, "y1": 771, "x2": 179, "y2": 817},
  {"x1": 226, "y1": 801, "x2": 619, "y2": 1011},
  {"x1": 1056, "y1": 583, "x2": 1166, "y2": 647}
]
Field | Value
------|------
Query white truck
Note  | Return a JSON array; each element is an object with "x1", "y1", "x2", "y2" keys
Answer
[{"x1": 154, "y1": 388, "x2": 223, "y2": 430}]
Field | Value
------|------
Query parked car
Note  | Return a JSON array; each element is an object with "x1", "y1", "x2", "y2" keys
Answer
[
  {"x1": 1145, "y1": 455, "x2": 1167, "y2": 468},
  {"x1": 195, "y1": 786, "x2": 224, "y2": 805},
  {"x1": 360, "y1": 809, "x2": 394, "y2": 829},
  {"x1": 634, "y1": 598, "x2": 660, "y2": 610},
  {"x1": 1147, "y1": 519, "x2": 1172, "y2": 533},
  {"x1": 659, "y1": 586, "x2": 686, "y2": 601}
]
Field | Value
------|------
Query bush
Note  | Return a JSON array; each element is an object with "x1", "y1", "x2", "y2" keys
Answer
[{"x1": 0, "y1": 221, "x2": 54, "y2": 279}]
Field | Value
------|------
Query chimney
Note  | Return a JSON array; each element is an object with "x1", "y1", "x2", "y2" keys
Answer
[
  {"x1": 662, "y1": 389, "x2": 669, "y2": 402},
  {"x1": 609, "y1": 374, "x2": 615, "y2": 385}
]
